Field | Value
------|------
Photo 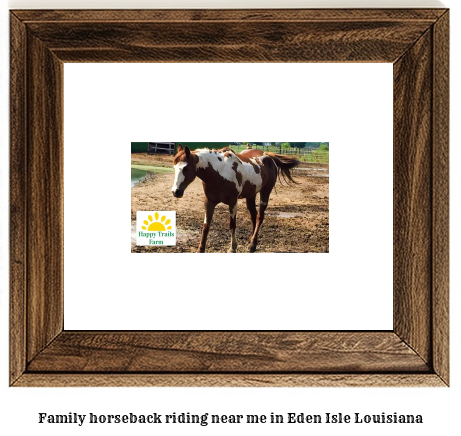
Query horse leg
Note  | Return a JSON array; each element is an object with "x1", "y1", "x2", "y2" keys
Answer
[
  {"x1": 228, "y1": 201, "x2": 238, "y2": 253},
  {"x1": 249, "y1": 191, "x2": 269, "y2": 253},
  {"x1": 197, "y1": 198, "x2": 216, "y2": 253},
  {"x1": 246, "y1": 196, "x2": 257, "y2": 236}
]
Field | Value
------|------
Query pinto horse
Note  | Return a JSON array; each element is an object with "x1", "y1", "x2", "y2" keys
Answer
[{"x1": 171, "y1": 144, "x2": 299, "y2": 253}]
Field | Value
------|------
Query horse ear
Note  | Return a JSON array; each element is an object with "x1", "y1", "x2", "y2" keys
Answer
[
  {"x1": 185, "y1": 146, "x2": 191, "y2": 158},
  {"x1": 177, "y1": 144, "x2": 183, "y2": 152}
]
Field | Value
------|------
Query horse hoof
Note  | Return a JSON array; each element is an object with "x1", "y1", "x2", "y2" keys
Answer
[
  {"x1": 248, "y1": 245, "x2": 257, "y2": 253},
  {"x1": 228, "y1": 248, "x2": 236, "y2": 253}
]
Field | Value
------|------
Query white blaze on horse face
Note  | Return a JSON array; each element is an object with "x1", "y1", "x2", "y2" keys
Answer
[{"x1": 172, "y1": 161, "x2": 188, "y2": 192}]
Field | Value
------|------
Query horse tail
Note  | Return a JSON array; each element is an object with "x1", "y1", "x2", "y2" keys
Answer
[{"x1": 265, "y1": 152, "x2": 300, "y2": 185}]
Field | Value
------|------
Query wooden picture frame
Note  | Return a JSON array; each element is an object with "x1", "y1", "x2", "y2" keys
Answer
[{"x1": 10, "y1": 9, "x2": 449, "y2": 387}]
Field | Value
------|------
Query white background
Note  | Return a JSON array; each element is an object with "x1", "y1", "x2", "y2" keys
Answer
[
  {"x1": 1, "y1": 1, "x2": 459, "y2": 436},
  {"x1": 64, "y1": 62, "x2": 392, "y2": 331}
]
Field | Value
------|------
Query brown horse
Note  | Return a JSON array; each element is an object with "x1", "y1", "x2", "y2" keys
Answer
[{"x1": 171, "y1": 144, "x2": 299, "y2": 253}]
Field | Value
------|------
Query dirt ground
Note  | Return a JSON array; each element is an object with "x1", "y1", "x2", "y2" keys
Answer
[
  {"x1": 131, "y1": 153, "x2": 329, "y2": 253},
  {"x1": 131, "y1": 153, "x2": 174, "y2": 168}
]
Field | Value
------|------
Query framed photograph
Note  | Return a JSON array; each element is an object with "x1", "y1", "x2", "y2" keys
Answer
[{"x1": 10, "y1": 9, "x2": 449, "y2": 386}]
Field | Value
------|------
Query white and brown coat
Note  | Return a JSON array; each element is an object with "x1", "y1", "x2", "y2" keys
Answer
[{"x1": 172, "y1": 145, "x2": 299, "y2": 252}]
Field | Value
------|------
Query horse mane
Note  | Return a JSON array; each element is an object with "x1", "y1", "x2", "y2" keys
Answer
[
  {"x1": 173, "y1": 147, "x2": 233, "y2": 164},
  {"x1": 173, "y1": 149, "x2": 200, "y2": 165},
  {"x1": 172, "y1": 151, "x2": 185, "y2": 165},
  {"x1": 217, "y1": 146, "x2": 234, "y2": 153},
  {"x1": 175, "y1": 146, "x2": 233, "y2": 159}
]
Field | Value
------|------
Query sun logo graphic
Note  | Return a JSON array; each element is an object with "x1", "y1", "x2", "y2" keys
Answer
[
  {"x1": 142, "y1": 212, "x2": 172, "y2": 231},
  {"x1": 136, "y1": 211, "x2": 176, "y2": 247}
]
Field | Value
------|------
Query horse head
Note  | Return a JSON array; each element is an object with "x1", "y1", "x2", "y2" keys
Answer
[{"x1": 171, "y1": 144, "x2": 197, "y2": 198}]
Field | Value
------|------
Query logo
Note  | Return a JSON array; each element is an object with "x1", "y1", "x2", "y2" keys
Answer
[{"x1": 136, "y1": 211, "x2": 176, "y2": 246}]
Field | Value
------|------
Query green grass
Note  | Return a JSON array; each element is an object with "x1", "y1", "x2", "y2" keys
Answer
[
  {"x1": 298, "y1": 152, "x2": 329, "y2": 164},
  {"x1": 131, "y1": 165, "x2": 174, "y2": 173}
]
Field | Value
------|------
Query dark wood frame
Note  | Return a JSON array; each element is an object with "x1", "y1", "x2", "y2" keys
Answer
[{"x1": 10, "y1": 9, "x2": 449, "y2": 387}]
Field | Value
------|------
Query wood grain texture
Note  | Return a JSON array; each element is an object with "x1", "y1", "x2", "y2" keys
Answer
[
  {"x1": 27, "y1": 332, "x2": 429, "y2": 373},
  {"x1": 26, "y1": 20, "x2": 432, "y2": 63},
  {"x1": 9, "y1": 8, "x2": 449, "y2": 387},
  {"x1": 393, "y1": 29, "x2": 433, "y2": 364},
  {"x1": 12, "y1": 9, "x2": 447, "y2": 23},
  {"x1": 26, "y1": 34, "x2": 64, "y2": 362},
  {"x1": 13, "y1": 373, "x2": 446, "y2": 388},
  {"x1": 432, "y1": 11, "x2": 449, "y2": 385},
  {"x1": 9, "y1": 13, "x2": 27, "y2": 386}
]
